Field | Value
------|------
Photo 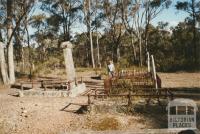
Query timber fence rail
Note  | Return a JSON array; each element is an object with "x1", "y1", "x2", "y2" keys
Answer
[{"x1": 18, "y1": 76, "x2": 84, "y2": 91}]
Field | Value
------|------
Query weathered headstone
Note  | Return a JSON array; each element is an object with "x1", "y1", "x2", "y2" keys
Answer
[
  {"x1": 61, "y1": 41, "x2": 76, "y2": 86},
  {"x1": 60, "y1": 41, "x2": 87, "y2": 97}
]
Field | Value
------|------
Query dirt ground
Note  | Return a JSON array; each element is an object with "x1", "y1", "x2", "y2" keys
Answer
[
  {"x1": 158, "y1": 72, "x2": 200, "y2": 88},
  {"x1": 0, "y1": 72, "x2": 200, "y2": 134}
]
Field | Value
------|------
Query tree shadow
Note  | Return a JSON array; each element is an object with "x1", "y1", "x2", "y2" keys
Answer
[{"x1": 117, "y1": 102, "x2": 168, "y2": 128}]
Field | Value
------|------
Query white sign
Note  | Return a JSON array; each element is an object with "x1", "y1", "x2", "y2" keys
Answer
[{"x1": 167, "y1": 98, "x2": 198, "y2": 130}]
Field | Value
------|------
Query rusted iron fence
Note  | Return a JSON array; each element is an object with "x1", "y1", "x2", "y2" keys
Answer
[{"x1": 87, "y1": 67, "x2": 172, "y2": 106}]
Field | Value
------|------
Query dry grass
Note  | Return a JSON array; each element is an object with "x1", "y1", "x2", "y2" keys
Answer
[{"x1": 87, "y1": 116, "x2": 121, "y2": 131}]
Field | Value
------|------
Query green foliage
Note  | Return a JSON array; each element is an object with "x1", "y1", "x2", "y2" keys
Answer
[
  {"x1": 33, "y1": 56, "x2": 63, "y2": 76},
  {"x1": 118, "y1": 58, "x2": 130, "y2": 68},
  {"x1": 147, "y1": 20, "x2": 200, "y2": 71},
  {"x1": 76, "y1": 67, "x2": 93, "y2": 72},
  {"x1": 40, "y1": 0, "x2": 82, "y2": 41}
]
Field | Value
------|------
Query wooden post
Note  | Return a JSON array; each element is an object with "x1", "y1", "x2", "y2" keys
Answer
[
  {"x1": 41, "y1": 80, "x2": 44, "y2": 88},
  {"x1": 127, "y1": 91, "x2": 132, "y2": 106},
  {"x1": 151, "y1": 55, "x2": 158, "y2": 89},
  {"x1": 88, "y1": 94, "x2": 91, "y2": 105},
  {"x1": 147, "y1": 52, "x2": 150, "y2": 73},
  {"x1": 75, "y1": 78, "x2": 77, "y2": 86},
  {"x1": 21, "y1": 83, "x2": 23, "y2": 91},
  {"x1": 31, "y1": 81, "x2": 34, "y2": 89},
  {"x1": 44, "y1": 85, "x2": 46, "y2": 91},
  {"x1": 95, "y1": 89, "x2": 97, "y2": 99},
  {"x1": 81, "y1": 77, "x2": 83, "y2": 83},
  {"x1": 68, "y1": 81, "x2": 71, "y2": 91}
]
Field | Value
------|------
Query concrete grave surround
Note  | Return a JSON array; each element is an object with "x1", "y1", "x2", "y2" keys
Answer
[
  {"x1": 18, "y1": 41, "x2": 87, "y2": 97},
  {"x1": 18, "y1": 83, "x2": 87, "y2": 97},
  {"x1": 69, "y1": 83, "x2": 87, "y2": 97}
]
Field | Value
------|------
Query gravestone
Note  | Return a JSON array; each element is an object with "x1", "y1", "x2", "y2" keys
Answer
[
  {"x1": 61, "y1": 41, "x2": 87, "y2": 97},
  {"x1": 61, "y1": 41, "x2": 76, "y2": 86}
]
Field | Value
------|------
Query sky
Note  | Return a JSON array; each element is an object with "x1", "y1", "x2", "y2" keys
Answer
[
  {"x1": 29, "y1": 0, "x2": 189, "y2": 36},
  {"x1": 151, "y1": 0, "x2": 189, "y2": 28}
]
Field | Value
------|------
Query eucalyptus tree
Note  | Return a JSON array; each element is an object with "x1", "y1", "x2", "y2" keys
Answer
[
  {"x1": 7, "y1": 0, "x2": 15, "y2": 83},
  {"x1": 30, "y1": 14, "x2": 47, "y2": 35},
  {"x1": 0, "y1": 0, "x2": 35, "y2": 84},
  {"x1": 176, "y1": 0, "x2": 200, "y2": 67},
  {"x1": 121, "y1": 0, "x2": 171, "y2": 66},
  {"x1": 40, "y1": 0, "x2": 82, "y2": 41},
  {"x1": 0, "y1": 38, "x2": 9, "y2": 84},
  {"x1": 121, "y1": 0, "x2": 146, "y2": 66},
  {"x1": 143, "y1": 0, "x2": 171, "y2": 52},
  {"x1": 30, "y1": 14, "x2": 47, "y2": 62},
  {"x1": 92, "y1": 0, "x2": 104, "y2": 68},
  {"x1": 103, "y1": 0, "x2": 125, "y2": 62},
  {"x1": 83, "y1": 0, "x2": 104, "y2": 68},
  {"x1": 0, "y1": 0, "x2": 9, "y2": 84},
  {"x1": 120, "y1": 0, "x2": 139, "y2": 64},
  {"x1": 83, "y1": 0, "x2": 95, "y2": 68}
]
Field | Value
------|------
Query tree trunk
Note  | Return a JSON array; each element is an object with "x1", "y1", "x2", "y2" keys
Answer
[
  {"x1": 0, "y1": 42, "x2": 9, "y2": 84},
  {"x1": 89, "y1": 29, "x2": 95, "y2": 68},
  {"x1": 117, "y1": 46, "x2": 120, "y2": 61},
  {"x1": 112, "y1": 43, "x2": 120, "y2": 63},
  {"x1": 7, "y1": 0, "x2": 15, "y2": 84},
  {"x1": 96, "y1": 32, "x2": 101, "y2": 68},
  {"x1": 139, "y1": 35, "x2": 143, "y2": 67},
  {"x1": 144, "y1": 1, "x2": 150, "y2": 54},
  {"x1": 131, "y1": 33, "x2": 137, "y2": 63},
  {"x1": 7, "y1": 28, "x2": 15, "y2": 84},
  {"x1": 191, "y1": 0, "x2": 197, "y2": 67},
  {"x1": 21, "y1": 46, "x2": 25, "y2": 73},
  {"x1": 88, "y1": 0, "x2": 95, "y2": 68},
  {"x1": 25, "y1": 17, "x2": 32, "y2": 80}
]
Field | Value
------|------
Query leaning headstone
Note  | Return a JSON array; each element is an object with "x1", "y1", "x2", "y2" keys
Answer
[
  {"x1": 61, "y1": 41, "x2": 76, "y2": 86},
  {"x1": 60, "y1": 41, "x2": 87, "y2": 97}
]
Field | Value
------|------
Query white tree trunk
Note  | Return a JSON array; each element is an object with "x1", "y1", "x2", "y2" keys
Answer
[
  {"x1": 0, "y1": 42, "x2": 9, "y2": 84},
  {"x1": 147, "y1": 52, "x2": 150, "y2": 72},
  {"x1": 89, "y1": 29, "x2": 95, "y2": 68},
  {"x1": 7, "y1": 27, "x2": 15, "y2": 84},
  {"x1": 131, "y1": 33, "x2": 136, "y2": 61},
  {"x1": 139, "y1": 35, "x2": 143, "y2": 67},
  {"x1": 88, "y1": 0, "x2": 95, "y2": 68},
  {"x1": 96, "y1": 32, "x2": 100, "y2": 68},
  {"x1": 151, "y1": 55, "x2": 157, "y2": 89}
]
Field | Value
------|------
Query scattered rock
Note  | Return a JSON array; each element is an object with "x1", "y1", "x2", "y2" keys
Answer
[
  {"x1": 24, "y1": 115, "x2": 28, "y2": 118},
  {"x1": 22, "y1": 110, "x2": 27, "y2": 114},
  {"x1": 18, "y1": 91, "x2": 24, "y2": 97}
]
